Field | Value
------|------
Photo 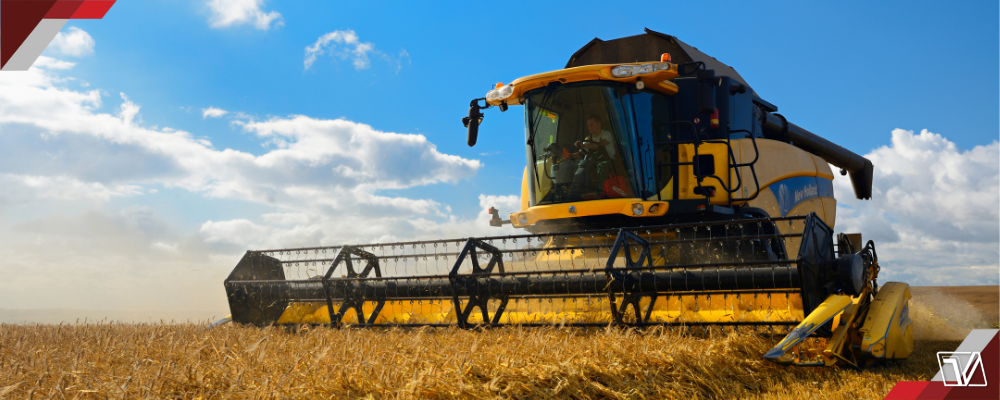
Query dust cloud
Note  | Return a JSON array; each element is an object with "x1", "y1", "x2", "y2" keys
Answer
[{"x1": 908, "y1": 289, "x2": 989, "y2": 341}]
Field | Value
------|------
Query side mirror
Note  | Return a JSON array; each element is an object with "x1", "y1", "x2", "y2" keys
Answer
[
  {"x1": 462, "y1": 100, "x2": 484, "y2": 147},
  {"x1": 696, "y1": 69, "x2": 716, "y2": 115}
]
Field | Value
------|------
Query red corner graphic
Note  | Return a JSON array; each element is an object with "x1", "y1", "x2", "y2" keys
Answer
[{"x1": 0, "y1": 0, "x2": 115, "y2": 71}]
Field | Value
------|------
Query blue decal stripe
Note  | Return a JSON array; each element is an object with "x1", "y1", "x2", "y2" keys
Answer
[{"x1": 769, "y1": 176, "x2": 834, "y2": 217}]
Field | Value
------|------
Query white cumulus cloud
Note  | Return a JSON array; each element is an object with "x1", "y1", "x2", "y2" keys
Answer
[
  {"x1": 0, "y1": 173, "x2": 142, "y2": 203},
  {"x1": 0, "y1": 60, "x2": 491, "y2": 314},
  {"x1": 206, "y1": 0, "x2": 282, "y2": 30},
  {"x1": 34, "y1": 56, "x2": 76, "y2": 70},
  {"x1": 202, "y1": 107, "x2": 228, "y2": 119},
  {"x1": 834, "y1": 129, "x2": 999, "y2": 285},
  {"x1": 198, "y1": 193, "x2": 521, "y2": 250},
  {"x1": 304, "y1": 30, "x2": 408, "y2": 72},
  {"x1": 0, "y1": 64, "x2": 481, "y2": 217},
  {"x1": 48, "y1": 27, "x2": 95, "y2": 57}
]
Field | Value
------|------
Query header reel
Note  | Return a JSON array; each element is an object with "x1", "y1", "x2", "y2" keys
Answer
[{"x1": 223, "y1": 213, "x2": 911, "y2": 367}]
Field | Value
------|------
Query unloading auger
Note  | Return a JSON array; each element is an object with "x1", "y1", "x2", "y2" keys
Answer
[{"x1": 223, "y1": 29, "x2": 913, "y2": 368}]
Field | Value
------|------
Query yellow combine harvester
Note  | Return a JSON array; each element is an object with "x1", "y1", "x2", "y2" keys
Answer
[{"x1": 223, "y1": 29, "x2": 912, "y2": 368}]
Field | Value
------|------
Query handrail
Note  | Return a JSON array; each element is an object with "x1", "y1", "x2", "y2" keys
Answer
[{"x1": 650, "y1": 124, "x2": 762, "y2": 206}]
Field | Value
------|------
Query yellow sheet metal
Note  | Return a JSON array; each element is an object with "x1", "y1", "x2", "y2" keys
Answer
[
  {"x1": 276, "y1": 290, "x2": 803, "y2": 326},
  {"x1": 859, "y1": 282, "x2": 913, "y2": 359},
  {"x1": 764, "y1": 294, "x2": 852, "y2": 364}
]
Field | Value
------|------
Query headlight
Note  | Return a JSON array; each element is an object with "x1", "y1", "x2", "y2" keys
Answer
[
  {"x1": 517, "y1": 213, "x2": 528, "y2": 225},
  {"x1": 486, "y1": 84, "x2": 515, "y2": 102},
  {"x1": 632, "y1": 203, "x2": 644, "y2": 216},
  {"x1": 648, "y1": 204, "x2": 660, "y2": 214},
  {"x1": 611, "y1": 62, "x2": 672, "y2": 78}
]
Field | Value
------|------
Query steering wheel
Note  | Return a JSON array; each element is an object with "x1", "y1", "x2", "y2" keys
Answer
[{"x1": 575, "y1": 139, "x2": 596, "y2": 152}]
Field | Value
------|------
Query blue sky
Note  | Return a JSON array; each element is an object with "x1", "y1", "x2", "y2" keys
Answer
[{"x1": 0, "y1": 0, "x2": 996, "y2": 317}]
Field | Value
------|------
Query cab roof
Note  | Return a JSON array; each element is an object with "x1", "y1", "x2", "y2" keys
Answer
[{"x1": 565, "y1": 28, "x2": 755, "y2": 96}]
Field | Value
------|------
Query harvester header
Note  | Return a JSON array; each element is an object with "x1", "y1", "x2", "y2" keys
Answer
[{"x1": 224, "y1": 29, "x2": 912, "y2": 369}]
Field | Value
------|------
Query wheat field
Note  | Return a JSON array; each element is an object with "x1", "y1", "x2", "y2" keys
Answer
[
  {"x1": 0, "y1": 325, "x2": 960, "y2": 399},
  {"x1": 0, "y1": 289, "x2": 991, "y2": 399}
]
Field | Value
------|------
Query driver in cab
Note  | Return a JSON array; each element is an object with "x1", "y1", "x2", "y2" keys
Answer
[
  {"x1": 572, "y1": 114, "x2": 615, "y2": 160},
  {"x1": 564, "y1": 114, "x2": 631, "y2": 200}
]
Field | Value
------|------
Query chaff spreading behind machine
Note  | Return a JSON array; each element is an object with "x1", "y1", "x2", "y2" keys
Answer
[{"x1": 223, "y1": 29, "x2": 913, "y2": 368}]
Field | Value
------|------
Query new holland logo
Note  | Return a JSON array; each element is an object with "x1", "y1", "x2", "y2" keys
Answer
[
  {"x1": 0, "y1": 0, "x2": 116, "y2": 71},
  {"x1": 937, "y1": 351, "x2": 987, "y2": 387}
]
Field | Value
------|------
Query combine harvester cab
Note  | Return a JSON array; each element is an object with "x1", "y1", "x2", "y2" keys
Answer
[{"x1": 224, "y1": 29, "x2": 912, "y2": 368}]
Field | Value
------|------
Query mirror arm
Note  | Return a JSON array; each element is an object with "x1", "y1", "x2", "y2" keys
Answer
[{"x1": 463, "y1": 98, "x2": 492, "y2": 147}]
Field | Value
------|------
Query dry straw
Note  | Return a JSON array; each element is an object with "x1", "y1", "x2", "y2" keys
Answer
[{"x1": 0, "y1": 317, "x2": 963, "y2": 399}]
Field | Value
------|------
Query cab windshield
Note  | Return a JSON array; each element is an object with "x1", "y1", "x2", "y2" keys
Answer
[{"x1": 524, "y1": 82, "x2": 672, "y2": 206}]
